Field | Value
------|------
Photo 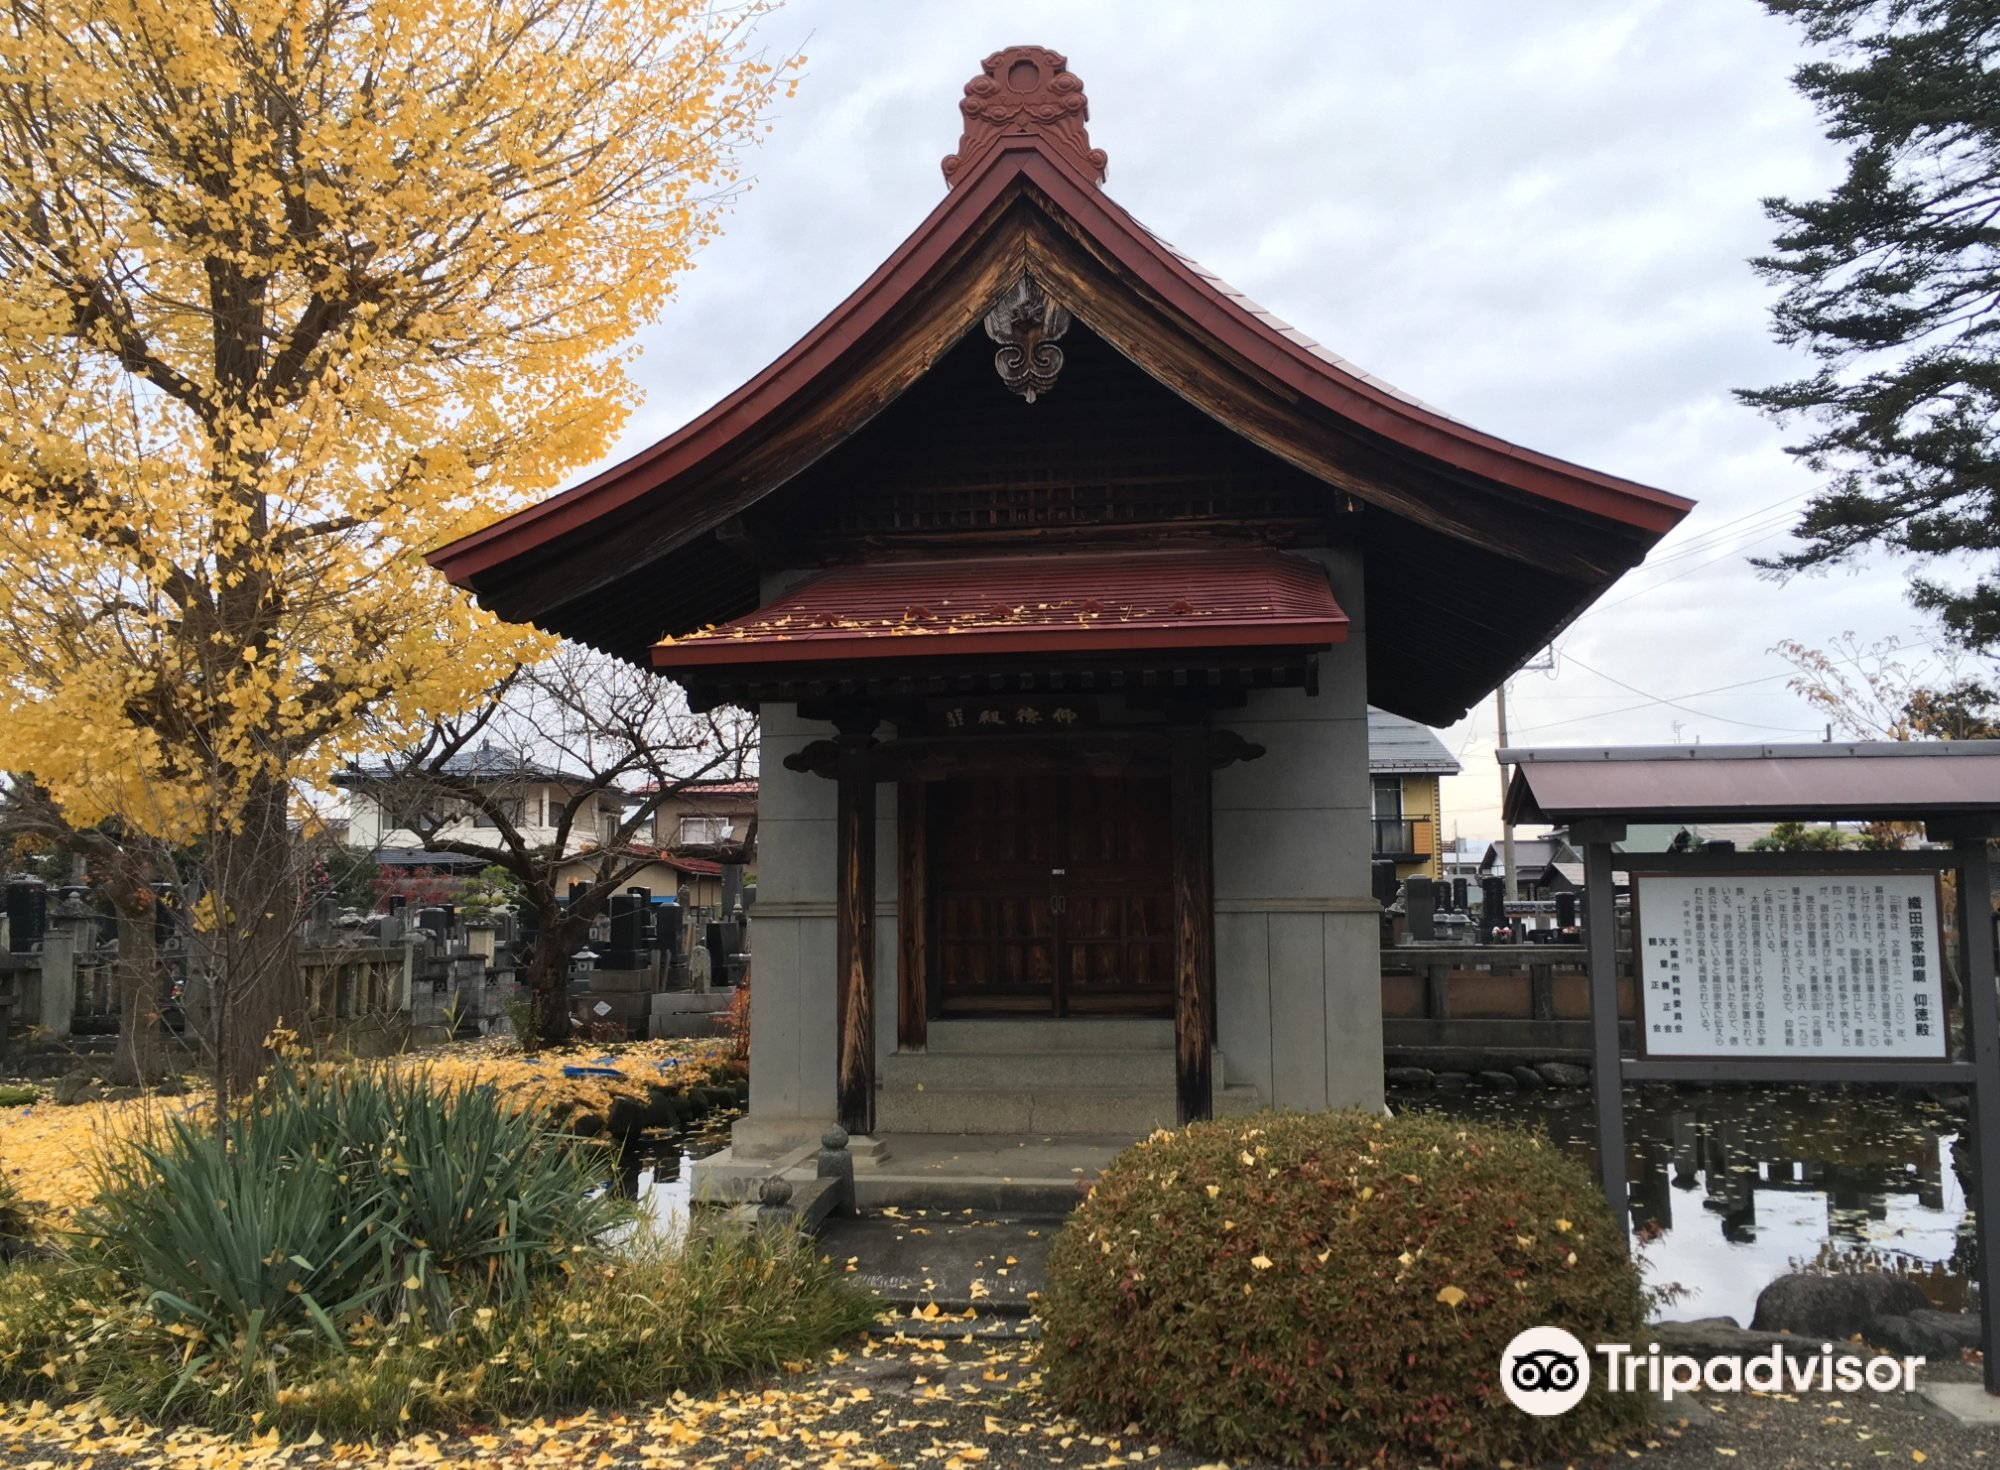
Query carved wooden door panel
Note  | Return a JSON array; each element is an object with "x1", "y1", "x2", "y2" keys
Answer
[
  {"x1": 931, "y1": 772, "x2": 1173, "y2": 1017},
  {"x1": 932, "y1": 773, "x2": 1058, "y2": 1014},
  {"x1": 1057, "y1": 772, "x2": 1175, "y2": 1016}
]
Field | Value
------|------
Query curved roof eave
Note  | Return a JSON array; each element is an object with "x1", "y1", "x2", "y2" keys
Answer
[{"x1": 430, "y1": 135, "x2": 1689, "y2": 590}]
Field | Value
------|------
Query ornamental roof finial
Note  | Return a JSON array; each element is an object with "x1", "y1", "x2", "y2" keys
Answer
[{"x1": 942, "y1": 45, "x2": 1107, "y2": 189}]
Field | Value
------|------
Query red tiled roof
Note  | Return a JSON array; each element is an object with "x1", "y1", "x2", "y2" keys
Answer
[
  {"x1": 651, "y1": 549, "x2": 1345, "y2": 668},
  {"x1": 613, "y1": 845, "x2": 726, "y2": 876},
  {"x1": 635, "y1": 777, "x2": 759, "y2": 797}
]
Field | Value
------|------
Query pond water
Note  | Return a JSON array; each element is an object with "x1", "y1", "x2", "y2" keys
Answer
[
  {"x1": 1397, "y1": 1082, "x2": 1975, "y2": 1326},
  {"x1": 616, "y1": 1089, "x2": 1975, "y2": 1330},
  {"x1": 622, "y1": 1112, "x2": 738, "y2": 1234}
]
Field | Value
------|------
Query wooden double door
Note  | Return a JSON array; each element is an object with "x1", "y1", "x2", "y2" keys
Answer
[{"x1": 929, "y1": 771, "x2": 1176, "y2": 1017}]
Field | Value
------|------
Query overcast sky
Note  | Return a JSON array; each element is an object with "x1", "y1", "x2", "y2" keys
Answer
[{"x1": 583, "y1": 0, "x2": 1980, "y2": 840}]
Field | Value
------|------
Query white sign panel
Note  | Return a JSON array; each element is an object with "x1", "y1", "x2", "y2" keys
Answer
[{"x1": 1633, "y1": 874, "x2": 1946, "y2": 1060}]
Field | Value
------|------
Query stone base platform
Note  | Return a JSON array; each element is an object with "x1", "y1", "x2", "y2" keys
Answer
[
  {"x1": 692, "y1": 1130, "x2": 1136, "y2": 1214},
  {"x1": 648, "y1": 989, "x2": 732, "y2": 1039}
]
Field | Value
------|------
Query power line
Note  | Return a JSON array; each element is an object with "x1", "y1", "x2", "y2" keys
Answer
[
  {"x1": 1629, "y1": 491, "x2": 1807, "y2": 568},
  {"x1": 1554, "y1": 652, "x2": 1824, "y2": 735},
  {"x1": 1588, "y1": 524, "x2": 1799, "y2": 615},
  {"x1": 1499, "y1": 671, "x2": 1800, "y2": 737}
]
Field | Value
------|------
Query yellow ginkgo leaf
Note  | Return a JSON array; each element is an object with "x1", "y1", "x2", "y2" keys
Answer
[
  {"x1": 1250, "y1": 1254, "x2": 1274, "y2": 1270},
  {"x1": 1436, "y1": 1284, "x2": 1468, "y2": 1308}
]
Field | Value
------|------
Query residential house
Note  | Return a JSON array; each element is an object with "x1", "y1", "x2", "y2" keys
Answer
[
  {"x1": 1440, "y1": 836, "x2": 1488, "y2": 887},
  {"x1": 645, "y1": 778, "x2": 758, "y2": 863},
  {"x1": 338, "y1": 743, "x2": 707, "y2": 909},
  {"x1": 1366, "y1": 708, "x2": 1460, "y2": 882},
  {"x1": 1477, "y1": 833, "x2": 1581, "y2": 899}
]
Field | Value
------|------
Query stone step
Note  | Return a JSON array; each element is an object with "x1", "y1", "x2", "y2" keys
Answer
[
  {"x1": 874, "y1": 1077, "x2": 1263, "y2": 1135},
  {"x1": 923, "y1": 1018, "x2": 1173, "y2": 1054},
  {"x1": 881, "y1": 1049, "x2": 1173, "y2": 1091},
  {"x1": 876, "y1": 1081, "x2": 1179, "y2": 1136},
  {"x1": 1216, "y1": 1083, "x2": 1263, "y2": 1117}
]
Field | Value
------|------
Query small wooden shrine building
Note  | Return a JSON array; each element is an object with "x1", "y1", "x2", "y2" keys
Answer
[{"x1": 432, "y1": 46, "x2": 1691, "y2": 1170}]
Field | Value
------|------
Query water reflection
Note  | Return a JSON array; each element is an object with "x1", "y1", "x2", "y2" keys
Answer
[
  {"x1": 622, "y1": 1113, "x2": 737, "y2": 1234},
  {"x1": 1397, "y1": 1083, "x2": 1974, "y2": 1326}
]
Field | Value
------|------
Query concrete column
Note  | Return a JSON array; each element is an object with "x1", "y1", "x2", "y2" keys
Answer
[
  {"x1": 731, "y1": 699, "x2": 840, "y2": 1160},
  {"x1": 1211, "y1": 545, "x2": 1381, "y2": 1114}
]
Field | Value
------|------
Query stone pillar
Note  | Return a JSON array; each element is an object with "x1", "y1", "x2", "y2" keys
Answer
[{"x1": 38, "y1": 899, "x2": 91, "y2": 1041}]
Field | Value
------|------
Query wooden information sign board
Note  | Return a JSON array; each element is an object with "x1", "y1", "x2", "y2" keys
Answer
[{"x1": 1632, "y1": 872, "x2": 1947, "y2": 1061}]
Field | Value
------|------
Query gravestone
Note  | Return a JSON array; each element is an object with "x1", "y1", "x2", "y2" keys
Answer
[
  {"x1": 1480, "y1": 876, "x2": 1507, "y2": 942},
  {"x1": 1404, "y1": 875, "x2": 1434, "y2": 942},
  {"x1": 1370, "y1": 859, "x2": 1398, "y2": 909},
  {"x1": 6, "y1": 879, "x2": 46, "y2": 954}
]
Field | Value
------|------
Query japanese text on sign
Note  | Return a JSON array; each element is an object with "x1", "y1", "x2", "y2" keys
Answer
[
  {"x1": 929, "y1": 696, "x2": 1095, "y2": 732},
  {"x1": 1633, "y1": 874, "x2": 1946, "y2": 1060}
]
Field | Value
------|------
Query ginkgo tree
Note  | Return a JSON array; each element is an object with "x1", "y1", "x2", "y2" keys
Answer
[{"x1": 0, "y1": 0, "x2": 794, "y2": 1088}]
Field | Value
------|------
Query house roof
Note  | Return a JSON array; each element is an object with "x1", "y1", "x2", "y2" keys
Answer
[
  {"x1": 1366, "y1": 707, "x2": 1460, "y2": 776},
  {"x1": 1615, "y1": 820, "x2": 1782, "y2": 852},
  {"x1": 653, "y1": 549, "x2": 1346, "y2": 669},
  {"x1": 370, "y1": 848, "x2": 487, "y2": 870},
  {"x1": 603, "y1": 845, "x2": 727, "y2": 877},
  {"x1": 640, "y1": 776, "x2": 760, "y2": 799},
  {"x1": 1478, "y1": 836, "x2": 1574, "y2": 872},
  {"x1": 1503, "y1": 741, "x2": 2000, "y2": 825},
  {"x1": 428, "y1": 46, "x2": 1690, "y2": 727},
  {"x1": 334, "y1": 742, "x2": 591, "y2": 790}
]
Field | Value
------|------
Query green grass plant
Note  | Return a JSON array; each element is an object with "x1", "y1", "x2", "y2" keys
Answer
[{"x1": 0, "y1": 1059, "x2": 870, "y2": 1433}]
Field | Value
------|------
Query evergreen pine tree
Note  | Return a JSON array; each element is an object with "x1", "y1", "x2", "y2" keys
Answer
[{"x1": 1744, "y1": 0, "x2": 2000, "y2": 649}]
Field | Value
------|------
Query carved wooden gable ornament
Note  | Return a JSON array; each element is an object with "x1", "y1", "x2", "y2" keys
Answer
[
  {"x1": 941, "y1": 45, "x2": 1108, "y2": 189},
  {"x1": 983, "y1": 276, "x2": 1071, "y2": 402}
]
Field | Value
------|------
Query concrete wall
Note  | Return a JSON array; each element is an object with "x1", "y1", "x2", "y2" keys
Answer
[{"x1": 1212, "y1": 545, "x2": 1384, "y2": 1114}]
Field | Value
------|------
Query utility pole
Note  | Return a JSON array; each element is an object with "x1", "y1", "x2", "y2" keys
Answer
[
  {"x1": 1497, "y1": 679, "x2": 1519, "y2": 903},
  {"x1": 1493, "y1": 649, "x2": 1554, "y2": 906}
]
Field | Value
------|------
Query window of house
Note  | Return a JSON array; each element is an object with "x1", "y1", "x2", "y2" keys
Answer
[
  {"x1": 678, "y1": 815, "x2": 728, "y2": 846},
  {"x1": 386, "y1": 795, "x2": 441, "y2": 832},
  {"x1": 1371, "y1": 778, "x2": 1404, "y2": 820},
  {"x1": 472, "y1": 797, "x2": 523, "y2": 829}
]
